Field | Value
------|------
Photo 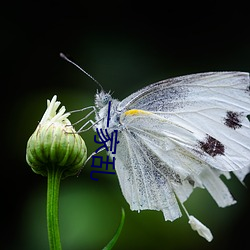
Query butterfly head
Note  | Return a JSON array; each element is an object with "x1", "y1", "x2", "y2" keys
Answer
[{"x1": 95, "y1": 90, "x2": 113, "y2": 109}]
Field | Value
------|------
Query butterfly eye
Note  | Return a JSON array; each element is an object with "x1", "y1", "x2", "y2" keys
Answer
[{"x1": 102, "y1": 94, "x2": 110, "y2": 105}]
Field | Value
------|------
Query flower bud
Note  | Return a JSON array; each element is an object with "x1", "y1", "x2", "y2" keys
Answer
[{"x1": 26, "y1": 95, "x2": 87, "y2": 178}]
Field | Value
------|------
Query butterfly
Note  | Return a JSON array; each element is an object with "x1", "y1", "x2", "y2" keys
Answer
[
  {"x1": 60, "y1": 53, "x2": 250, "y2": 241},
  {"x1": 90, "y1": 71, "x2": 250, "y2": 241}
]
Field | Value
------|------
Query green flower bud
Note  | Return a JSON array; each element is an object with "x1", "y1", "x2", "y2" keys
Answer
[{"x1": 26, "y1": 95, "x2": 87, "y2": 178}]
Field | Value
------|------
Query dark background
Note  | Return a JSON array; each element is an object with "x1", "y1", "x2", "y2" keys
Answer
[{"x1": 2, "y1": 2, "x2": 250, "y2": 250}]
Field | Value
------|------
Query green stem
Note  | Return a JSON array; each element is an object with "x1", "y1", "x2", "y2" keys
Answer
[
  {"x1": 103, "y1": 208, "x2": 125, "y2": 250},
  {"x1": 47, "y1": 165, "x2": 63, "y2": 250}
]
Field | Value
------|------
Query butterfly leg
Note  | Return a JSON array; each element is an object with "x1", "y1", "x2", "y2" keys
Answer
[
  {"x1": 68, "y1": 106, "x2": 101, "y2": 132},
  {"x1": 70, "y1": 106, "x2": 96, "y2": 125}
]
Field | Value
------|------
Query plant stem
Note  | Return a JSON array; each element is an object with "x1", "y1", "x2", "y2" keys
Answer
[{"x1": 47, "y1": 165, "x2": 63, "y2": 250}]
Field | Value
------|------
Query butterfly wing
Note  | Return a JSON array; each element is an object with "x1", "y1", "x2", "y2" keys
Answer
[
  {"x1": 115, "y1": 128, "x2": 182, "y2": 221},
  {"x1": 114, "y1": 72, "x2": 250, "y2": 220}
]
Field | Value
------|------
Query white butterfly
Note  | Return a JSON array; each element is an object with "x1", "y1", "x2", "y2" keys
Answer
[{"x1": 89, "y1": 72, "x2": 250, "y2": 241}]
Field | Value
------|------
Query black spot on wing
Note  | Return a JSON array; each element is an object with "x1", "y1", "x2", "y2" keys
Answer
[
  {"x1": 199, "y1": 135, "x2": 225, "y2": 157},
  {"x1": 224, "y1": 111, "x2": 243, "y2": 130}
]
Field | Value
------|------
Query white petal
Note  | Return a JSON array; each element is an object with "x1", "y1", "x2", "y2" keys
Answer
[
  {"x1": 188, "y1": 215, "x2": 213, "y2": 242},
  {"x1": 40, "y1": 95, "x2": 71, "y2": 125},
  {"x1": 40, "y1": 95, "x2": 57, "y2": 123}
]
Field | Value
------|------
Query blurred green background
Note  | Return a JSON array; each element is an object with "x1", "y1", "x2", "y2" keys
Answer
[{"x1": 2, "y1": 2, "x2": 250, "y2": 250}]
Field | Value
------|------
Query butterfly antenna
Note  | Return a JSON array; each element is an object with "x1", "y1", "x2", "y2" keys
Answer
[{"x1": 60, "y1": 53, "x2": 104, "y2": 91}]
